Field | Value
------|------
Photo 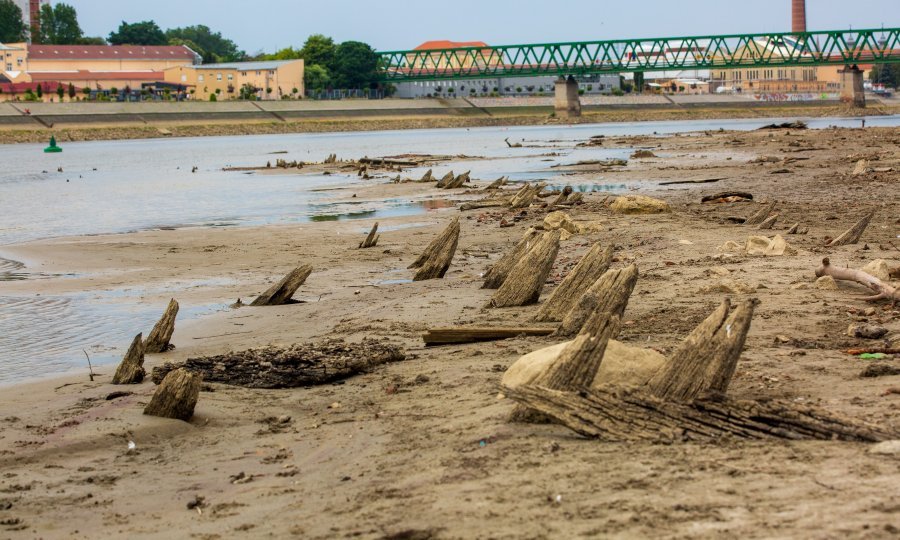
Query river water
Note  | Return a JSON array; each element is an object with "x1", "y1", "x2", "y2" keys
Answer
[{"x1": 1, "y1": 114, "x2": 897, "y2": 384}]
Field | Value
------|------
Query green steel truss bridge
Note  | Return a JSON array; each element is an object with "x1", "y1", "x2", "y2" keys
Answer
[{"x1": 377, "y1": 28, "x2": 900, "y2": 82}]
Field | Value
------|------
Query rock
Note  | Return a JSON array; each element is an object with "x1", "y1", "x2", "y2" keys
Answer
[
  {"x1": 112, "y1": 334, "x2": 145, "y2": 385},
  {"x1": 574, "y1": 221, "x2": 605, "y2": 234},
  {"x1": 717, "y1": 241, "x2": 743, "y2": 253},
  {"x1": 502, "y1": 339, "x2": 666, "y2": 390},
  {"x1": 815, "y1": 276, "x2": 839, "y2": 290},
  {"x1": 851, "y1": 159, "x2": 870, "y2": 177},
  {"x1": 848, "y1": 324, "x2": 889, "y2": 339},
  {"x1": 745, "y1": 236, "x2": 771, "y2": 256},
  {"x1": 544, "y1": 211, "x2": 580, "y2": 235},
  {"x1": 700, "y1": 279, "x2": 755, "y2": 295},
  {"x1": 708, "y1": 266, "x2": 731, "y2": 276},
  {"x1": 144, "y1": 368, "x2": 201, "y2": 421},
  {"x1": 860, "y1": 364, "x2": 900, "y2": 378},
  {"x1": 745, "y1": 235, "x2": 797, "y2": 256},
  {"x1": 610, "y1": 195, "x2": 671, "y2": 215},
  {"x1": 868, "y1": 440, "x2": 900, "y2": 456},
  {"x1": 861, "y1": 260, "x2": 892, "y2": 282},
  {"x1": 630, "y1": 150, "x2": 657, "y2": 159}
]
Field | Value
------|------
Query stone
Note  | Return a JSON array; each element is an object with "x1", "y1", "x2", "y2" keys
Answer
[
  {"x1": 815, "y1": 276, "x2": 839, "y2": 290},
  {"x1": 851, "y1": 159, "x2": 870, "y2": 177},
  {"x1": 544, "y1": 211, "x2": 580, "y2": 235},
  {"x1": 610, "y1": 195, "x2": 671, "y2": 215},
  {"x1": 502, "y1": 339, "x2": 666, "y2": 390},
  {"x1": 630, "y1": 150, "x2": 657, "y2": 159},
  {"x1": 861, "y1": 260, "x2": 892, "y2": 282},
  {"x1": 700, "y1": 279, "x2": 755, "y2": 295},
  {"x1": 868, "y1": 440, "x2": 900, "y2": 456},
  {"x1": 708, "y1": 266, "x2": 731, "y2": 276},
  {"x1": 717, "y1": 241, "x2": 743, "y2": 253},
  {"x1": 848, "y1": 324, "x2": 889, "y2": 340},
  {"x1": 745, "y1": 235, "x2": 796, "y2": 256}
]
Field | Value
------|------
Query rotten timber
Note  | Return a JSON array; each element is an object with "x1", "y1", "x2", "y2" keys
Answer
[
  {"x1": 143, "y1": 299, "x2": 179, "y2": 354},
  {"x1": 423, "y1": 327, "x2": 556, "y2": 346},
  {"x1": 534, "y1": 243, "x2": 614, "y2": 323},
  {"x1": 482, "y1": 229, "x2": 541, "y2": 289},
  {"x1": 826, "y1": 210, "x2": 876, "y2": 247},
  {"x1": 409, "y1": 218, "x2": 460, "y2": 281},
  {"x1": 489, "y1": 231, "x2": 560, "y2": 308},
  {"x1": 250, "y1": 265, "x2": 313, "y2": 306},
  {"x1": 556, "y1": 265, "x2": 639, "y2": 337}
]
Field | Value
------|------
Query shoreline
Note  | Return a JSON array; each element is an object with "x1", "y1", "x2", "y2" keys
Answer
[{"x1": 1, "y1": 102, "x2": 897, "y2": 145}]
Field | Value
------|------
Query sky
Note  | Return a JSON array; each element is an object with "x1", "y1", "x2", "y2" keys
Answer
[{"x1": 61, "y1": 0, "x2": 898, "y2": 53}]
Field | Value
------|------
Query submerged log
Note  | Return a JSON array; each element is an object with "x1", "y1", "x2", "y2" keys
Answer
[
  {"x1": 250, "y1": 265, "x2": 313, "y2": 306},
  {"x1": 112, "y1": 333, "x2": 145, "y2": 385},
  {"x1": 410, "y1": 218, "x2": 460, "y2": 281},
  {"x1": 444, "y1": 171, "x2": 470, "y2": 189},
  {"x1": 489, "y1": 231, "x2": 560, "y2": 308},
  {"x1": 151, "y1": 339, "x2": 405, "y2": 389},
  {"x1": 744, "y1": 200, "x2": 776, "y2": 226},
  {"x1": 550, "y1": 186, "x2": 574, "y2": 207},
  {"x1": 460, "y1": 198, "x2": 510, "y2": 212},
  {"x1": 482, "y1": 229, "x2": 541, "y2": 289},
  {"x1": 359, "y1": 222, "x2": 380, "y2": 249},
  {"x1": 534, "y1": 243, "x2": 614, "y2": 323},
  {"x1": 423, "y1": 326, "x2": 556, "y2": 346},
  {"x1": 556, "y1": 265, "x2": 639, "y2": 337},
  {"x1": 510, "y1": 183, "x2": 546, "y2": 209},
  {"x1": 144, "y1": 368, "x2": 201, "y2": 422},
  {"x1": 648, "y1": 299, "x2": 757, "y2": 401},
  {"x1": 143, "y1": 299, "x2": 179, "y2": 354},
  {"x1": 436, "y1": 171, "x2": 455, "y2": 188},
  {"x1": 826, "y1": 210, "x2": 876, "y2": 247},
  {"x1": 484, "y1": 176, "x2": 508, "y2": 190},
  {"x1": 503, "y1": 384, "x2": 891, "y2": 442}
]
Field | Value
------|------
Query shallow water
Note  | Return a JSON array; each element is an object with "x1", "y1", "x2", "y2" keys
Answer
[{"x1": 1, "y1": 114, "x2": 897, "y2": 384}]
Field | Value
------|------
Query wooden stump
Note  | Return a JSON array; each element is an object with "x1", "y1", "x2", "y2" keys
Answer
[
  {"x1": 510, "y1": 312, "x2": 621, "y2": 422},
  {"x1": 550, "y1": 186, "x2": 574, "y2": 207},
  {"x1": 444, "y1": 171, "x2": 470, "y2": 189},
  {"x1": 826, "y1": 210, "x2": 876, "y2": 247},
  {"x1": 436, "y1": 171, "x2": 455, "y2": 188},
  {"x1": 534, "y1": 243, "x2": 614, "y2": 322},
  {"x1": 410, "y1": 218, "x2": 460, "y2": 281},
  {"x1": 489, "y1": 231, "x2": 560, "y2": 308},
  {"x1": 510, "y1": 183, "x2": 546, "y2": 209},
  {"x1": 485, "y1": 177, "x2": 507, "y2": 190},
  {"x1": 647, "y1": 299, "x2": 757, "y2": 401},
  {"x1": 556, "y1": 265, "x2": 639, "y2": 337},
  {"x1": 757, "y1": 214, "x2": 779, "y2": 230},
  {"x1": 144, "y1": 368, "x2": 201, "y2": 422},
  {"x1": 744, "y1": 201, "x2": 776, "y2": 226},
  {"x1": 503, "y1": 385, "x2": 892, "y2": 442},
  {"x1": 359, "y1": 222, "x2": 379, "y2": 249},
  {"x1": 419, "y1": 169, "x2": 433, "y2": 182},
  {"x1": 143, "y1": 299, "x2": 179, "y2": 354},
  {"x1": 482, "y1": 229, "x2": 541, "y2": 289},
  {"x1": 460, "y1": 198, "x2": 510, "y2": 212},
  {"x1": 250, "y1": 265, "x2": 313, "y2": 306},
  {"x1": 112, "y1": 333, "x2": 145, "y2": 385}
]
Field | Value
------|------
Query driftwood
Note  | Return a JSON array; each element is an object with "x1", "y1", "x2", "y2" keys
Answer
[
  {"x1": 444, "y1": 171, "x2": 470, "y2": 189},
  {"x1": 419, "y1": 169, "x2": 433, "y2": 182},
  {"x1": 143, "y1": 299, "x2": 179, "y2": 353},
  {"x1": 659, "y1": 177, "x2": 725, "y2": 186},
  {"x1": 112, "y1": 333, "x2": 145, "y2": 385},
  {"x1": 534, "y1": 243, "x2": 614, "y2": 322},
  {"x1": 757, "y1": 214, "x2": 778, "y2": 230},
  {"x1": 510, "y1": 183, "x2": 546, "y2": 209},
  {"x1": 151, "y1": 339, "x2": 405, "y2": 389},
  {"x1": 785, "y1": 223, "x2": 808, "y2": 235},
  {"x1": 460, "y1": 198, "x2": 510, "y2": 211},
  {"x1": 505, "y1": 138, "x2": 523, "y2": 148},
  {"x1": 550, "y1": 186, "x2": 574, "y2": 207},
  {"x1": 557, "y1": 265, "x2": 639, "y2": 336},
  {"x1": 250, "y1": 265, "x2": 313, "y2": 306},
  {"x1": 744, "y1": 201, "x2": 776, "y2": 226},
  {"x1": 482, "y1": 229, "x2": 541, "y2": 289},
  {"x1": 436, "y1": 171, "x2": 455, "y2": 188},
  {"x1": 485, "y1": 176, "x2": 508, "y2": 190},
  {"x1": 648, "y1": 299, "x2": 757, "y2": 401},
  {"x1": 359, "y1": 223, "x2": 379, "y2": 249},
  {"x1": 510, "y1": 312, "x2": 621, "y2": 423},
  {"x1": 816, "y1": 258, "x2": 899, "y2": 303},
  {"x1": 410, "y1": 218, "x2": 460, "y2": 281},
  {"x1": 489, "y1": 231, "x2": 560, "y2": 308},
  {"x1": 423, "y1": 327, "x2": 555, "y2": 346},
  {"x1": 144, "y1": 368, "x2": 201, "y2": 422},
  {"x1": 701, "y1": 191, "x2": 753, "y2": 203},
  {"x1": 825, "y1": 210, "x2": 876, "y2": 247},
  {"x1": 503, "y1": 385, "x2": 891, "y2": 442}
]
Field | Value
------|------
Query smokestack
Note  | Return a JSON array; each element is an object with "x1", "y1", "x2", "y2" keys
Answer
[{"x1": 792, "y1": 0, "x2": 807, "y2": 33}]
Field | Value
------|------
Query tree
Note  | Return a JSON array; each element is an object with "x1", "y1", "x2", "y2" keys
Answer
[
  {"x1": 165, "y1": 25, "x2": 243, "y2": 63},
  {"x1": 68, "y1": 83, "x2": 76, "y2": 99},
  {"x1": 0, "y1": 0, "x2": 27, "y2": 43},
  {"x1": 77, "y1": 36, "x2": 107, "y2": 45},
  {"x1": 871, "y1": 64, "x2": 900, "y2": 89},
  {"x1": 37, "y1": 3, "x2": 83, "y2": 44},
  {"x1": 332, "y1": 41, "x2": 378, "y2": 89},
  {"x1": 36, "y1": 85, "x2": 43, "y2": 98},
  {"x1": 304, "y1": 64, "x2": 330, "y2": 92},
  {"x1": 57, "y1": 84, "x2": 64, "y2": 100},
  {"x1": 108, "y1": 21, "x2": 166, "y2": 46},
  {"x1": 300, "y1": 35, "x2": 336, "y2": 69},
  {"x1": 265, "y1": 46, "x2": 302, "y2": 61}
]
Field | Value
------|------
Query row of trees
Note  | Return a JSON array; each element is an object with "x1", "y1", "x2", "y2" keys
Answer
[{"x1": 0, "y1": 1, "x2": 381, "y2": 91}]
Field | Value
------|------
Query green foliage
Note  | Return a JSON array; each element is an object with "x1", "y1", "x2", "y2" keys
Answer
[
  {"x1": 304, "y1": 64, "x2": 330, "y2": 91},
  {"x1": 37, "y1": 3, "x2": 83, "y2": 44},
  {"x1": 300, "y1": 35, "x2": 336, "y2": 68},
  {"x1": 57, "y1": 84, "x2": 65, "y2": 100},
  {"x1": 68, "y1": 83, "x2": 76, "y2": 99},
  {"x1": 612, "y1": 88, "x2": 625, "y2": 96},
  {"x1": 209, "y1": 93, "x2": 217, "y2": 102},
  {"x1": 76, "y1": 36, "x2": 107, "y2": 45},
  {"x1": 166, "y1": 25, "x2": 243, "y2": 63},
  {"x1": 108, "y1": 21, "x2": 167, "y2": 46},
  {"x1": 239, "y1": 83, "x2": 258, "y2": 100},
  {"x1": 331, "y1": 41, "x2": 378, "y2": 89},
  {"x1": 82, "y1": 87, "x2": 91, "y2": 96},
  {"x1": 870, "y1": 64, "x2": 900, "y2": 88},
  {"x1": 0, "y1": 0, "x2": 27, "y2": 43},
  {"x1": 36, "y1": 85, "x2": 43, "y2": 98},
  {"x1": 263, "y1": 46, "x2": 302, "y2": 61}
]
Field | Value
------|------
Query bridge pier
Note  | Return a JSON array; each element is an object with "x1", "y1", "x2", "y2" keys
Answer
[
  {"x1": 839, "y1": 65, "x2": 866, "y2": 108},
  {"x1": 554, "y1": 76, "x2": 581, "y2": 118}
]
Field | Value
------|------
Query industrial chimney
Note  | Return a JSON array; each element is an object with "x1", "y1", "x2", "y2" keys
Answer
[{"x1": 792, "y1": 0, "x2": 807, "y2": 33}]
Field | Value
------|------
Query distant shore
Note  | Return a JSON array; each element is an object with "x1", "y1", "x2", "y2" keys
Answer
[{"x1": 1, "y1": 98, "x2": 896, "y2": 144}]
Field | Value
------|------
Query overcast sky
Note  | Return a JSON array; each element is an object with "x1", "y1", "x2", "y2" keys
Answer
[{"x1": 61, "y1": 0, "x2": 897, "y2": 53}]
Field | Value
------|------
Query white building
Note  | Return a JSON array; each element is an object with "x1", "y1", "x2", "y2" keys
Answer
[{"x1": 13, "y1": 0, "x2": 50, "y2": 42}]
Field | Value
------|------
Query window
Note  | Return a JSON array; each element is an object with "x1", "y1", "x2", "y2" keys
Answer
[
  {"x1": 5, "y1": 63, "x2": 10, "y2": 71},
  {"x1": 198, "y1": 75, "x2": 204, "y2": 82},
  {"x1": 181, "y1": 75, "x2": 187, "y2": 82},
  {"x1": 216, "y1": 73, "x2": 222, "y2": 81},
  {"x1": 227, "y1": 74, "x2": 233, "y2": 81},
  {"x1": 17, "y1": 58, "x2": 22, "y2": 66}
]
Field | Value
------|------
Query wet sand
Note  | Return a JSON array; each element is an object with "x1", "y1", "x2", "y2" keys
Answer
[{"x1": 1, "y1": 126, "x2": 899, "y2": 538}]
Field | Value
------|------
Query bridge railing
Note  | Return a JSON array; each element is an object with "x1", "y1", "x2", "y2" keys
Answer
[{"x1": 377, "y1": 28, "x2": 900, "y2": 81}]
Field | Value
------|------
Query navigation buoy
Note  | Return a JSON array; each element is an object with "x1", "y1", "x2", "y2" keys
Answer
[{"x1": 44, "y1": 136, "x2": 62, "y2": 153}]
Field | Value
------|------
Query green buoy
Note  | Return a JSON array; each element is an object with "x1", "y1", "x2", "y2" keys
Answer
[{"x1": 44, "y1": 136, "x2": 62, "y2": 153}]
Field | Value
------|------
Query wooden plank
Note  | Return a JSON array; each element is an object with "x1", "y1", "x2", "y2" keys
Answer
[{"x1": 423, "y1": 326, "x2": 556, "y2": 346}]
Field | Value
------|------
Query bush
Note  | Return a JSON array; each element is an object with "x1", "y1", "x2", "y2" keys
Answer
[
  {"x1": 516, "y1": 87, "x2": 522, "y2": 93},
  {"x1": 578, "y1": 89, "x2": 585, "y2": 96},
  {"x1": 110, "y1": 87, "x2": 118, "y2": 94},
  {"x1": 209, "y1": 93, "x2": 217, "y2": 102},
  {"x1": 612, "y1": 88, "x2": 625, "y2": 97}
]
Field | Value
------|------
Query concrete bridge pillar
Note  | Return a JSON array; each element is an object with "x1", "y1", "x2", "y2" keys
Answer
[
  {"x1": 554, "y1": 76, "x2": 581, "y2": 118},
  {"x1": 839, "y1": 65, "x2": 866, "y2": 108}
]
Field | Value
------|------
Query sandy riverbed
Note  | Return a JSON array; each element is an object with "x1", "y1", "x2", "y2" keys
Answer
[{"x1": 1, "y1": 125, "x2": 899, "y2": 539}]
